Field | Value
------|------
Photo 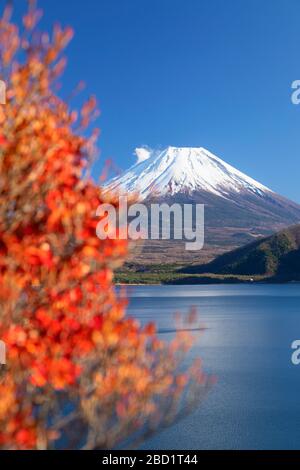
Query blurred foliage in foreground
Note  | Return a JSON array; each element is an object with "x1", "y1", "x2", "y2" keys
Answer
[{"x1": 0, "y1": 1, "x2": 212, "y2": 450}]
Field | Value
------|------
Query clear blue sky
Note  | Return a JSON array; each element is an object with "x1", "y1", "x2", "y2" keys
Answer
[{"x1": 11, "y1": 0, "x2": 300, "y2": 202}]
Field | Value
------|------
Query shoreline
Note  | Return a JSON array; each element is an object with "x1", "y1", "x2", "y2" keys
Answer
[
  {"x1": 115, "y1": 264, "x2": 300, "y2": 286},
  {"x1": 116, "y1": 279, "x2": 300, "y2": 286}
]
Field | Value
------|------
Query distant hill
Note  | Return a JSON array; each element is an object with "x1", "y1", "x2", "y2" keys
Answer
[{"x1": 181, "y1": 224, "x2": 300, "y2": 280}]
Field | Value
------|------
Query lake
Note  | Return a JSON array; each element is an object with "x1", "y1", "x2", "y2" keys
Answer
[{"x1": 123, "y1": 284, "x2": 300, "y2": 449}]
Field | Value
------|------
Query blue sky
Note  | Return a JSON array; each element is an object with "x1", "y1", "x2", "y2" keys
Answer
[{"x1": 11, "y1": 0, "x2": 300, "y2": 202}]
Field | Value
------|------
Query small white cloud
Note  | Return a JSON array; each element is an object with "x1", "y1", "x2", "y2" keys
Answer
[{"x1": 134, "y1": 146, "x2": 152, "y2": 164}]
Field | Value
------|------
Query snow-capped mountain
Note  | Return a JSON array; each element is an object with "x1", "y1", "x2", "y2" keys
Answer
[
  {"x1": 105, "y1": 146, "x2": 300, "y2": 264},
  {"x1": 107, "y1": 146, "x2": 272, "y2": 200}
]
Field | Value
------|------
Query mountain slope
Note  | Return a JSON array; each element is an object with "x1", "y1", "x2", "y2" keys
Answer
[{"x1": 182, "y1": 224, "x2": 300, "y2": 278}]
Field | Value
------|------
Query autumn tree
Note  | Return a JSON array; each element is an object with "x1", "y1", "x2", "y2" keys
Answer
[{"x1": 0, "y1": 1, "x2": 212, "y2": 450}]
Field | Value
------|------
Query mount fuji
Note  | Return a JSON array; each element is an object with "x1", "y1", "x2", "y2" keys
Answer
[
  {"x1": 106, "y1": 146, "x2": 300, "y2": 264},
  {"x1": 107, "y1": 146, "x2": 271, "y2": 200}
]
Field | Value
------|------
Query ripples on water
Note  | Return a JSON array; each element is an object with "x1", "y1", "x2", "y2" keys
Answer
[{"x1": 119, "y1": 284, "x2": 300, "y2": 449}]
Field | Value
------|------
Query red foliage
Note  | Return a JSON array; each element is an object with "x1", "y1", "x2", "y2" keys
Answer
[{"x1": 0, "y1": 1, "x2": 211, "y2": 449}]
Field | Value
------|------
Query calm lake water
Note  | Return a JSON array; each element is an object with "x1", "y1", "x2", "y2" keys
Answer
[{"x1": 123, "y1": 284, "x2": 300, "y2": 450}]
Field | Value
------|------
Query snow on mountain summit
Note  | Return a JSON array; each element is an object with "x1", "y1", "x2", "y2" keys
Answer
[{"x1": 106, "y1": 146, "x2": 272, "y2": 199}]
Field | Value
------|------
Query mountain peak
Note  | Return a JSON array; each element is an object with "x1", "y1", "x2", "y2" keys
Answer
[{"x1": 107, "y1": 146, "x2": 272, "y2": 199}]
